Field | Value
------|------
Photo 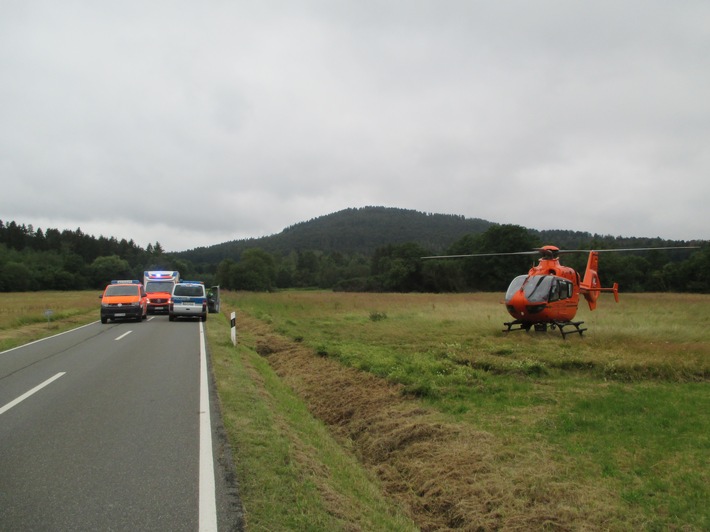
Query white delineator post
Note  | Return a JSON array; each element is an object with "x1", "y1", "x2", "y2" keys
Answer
[{"x1": 230, "y1": 311, "x2": 237, "y2": 346}]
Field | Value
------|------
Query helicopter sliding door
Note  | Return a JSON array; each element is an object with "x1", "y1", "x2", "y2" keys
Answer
[{"x1": 547, "y1": 277, "x2": 576, "y2": 320}]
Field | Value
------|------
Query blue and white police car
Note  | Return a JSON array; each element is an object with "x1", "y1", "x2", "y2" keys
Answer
[{"x1": 169, "y1": 281, "x2": 208, "y2": 322}]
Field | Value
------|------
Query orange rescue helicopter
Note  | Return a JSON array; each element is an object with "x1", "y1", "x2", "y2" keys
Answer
[{"x1": 423, "y1": 245, "x2": 697, "y2": 339}]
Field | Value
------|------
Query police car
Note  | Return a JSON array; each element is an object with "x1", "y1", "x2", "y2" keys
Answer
[
  {"x1": 100, "y1": 280, "x2": 148, "y2": 323},
  {"x1": 169, "y1": 281, "x2": 208, "y2": 322}
]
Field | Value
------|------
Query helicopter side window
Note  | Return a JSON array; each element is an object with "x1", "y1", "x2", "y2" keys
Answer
[
  {"x1": 565, "y1": 281, "x2": 573, "y2": 298},
  {"x1": 548, "y1": 278, "x2": 573, "y2": 302},
  {"x1": 558, "y1": 279, "x2": 573, "y2": 300}
]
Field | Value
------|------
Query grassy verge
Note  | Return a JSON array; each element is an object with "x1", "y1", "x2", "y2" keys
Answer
[
  {"x1": 224, "y1": 290, "x2": 709, "y2": 531},
  {"x1": 205, "y1": 311, "x2": 417, "y2": 531}
]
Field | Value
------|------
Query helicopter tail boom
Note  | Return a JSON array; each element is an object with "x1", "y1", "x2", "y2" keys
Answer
[{"x1": 579, "y1": 251, "x2": 619, "y2": 310}]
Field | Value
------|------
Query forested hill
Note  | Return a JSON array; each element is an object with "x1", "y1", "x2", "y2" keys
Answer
[
  {"x1": 1, "y1": 210, "x2": 707, "y2": 292},
  {"x1": 177, "y1": 207, "x2": 494, "y2": 263}
]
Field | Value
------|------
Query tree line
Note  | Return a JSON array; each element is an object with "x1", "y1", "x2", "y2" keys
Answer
[
  {"x1": 214, "y1": 225, "x2": 708, "y2": 293},
  {"x1": 0, "y1": 221, "x2": 190, "y2": 291},
  {"x1": 1, "y1": 220, "x2": 707, "y2": 294}
]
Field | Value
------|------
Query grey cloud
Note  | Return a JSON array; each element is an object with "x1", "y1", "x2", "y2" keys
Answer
[{"x1": 1, "y1": 1, "x2": 708, "y2": 251}]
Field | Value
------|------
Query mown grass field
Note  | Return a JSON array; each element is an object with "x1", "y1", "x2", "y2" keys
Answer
[
  {"x1": 218, "y1": 290, "x2": 709, "y2": 531},
  {"x1": 3, "y1": 290, "x2": 708, "y2": 530},
  {"x1": 0, "y1": 291, "x2": 99, "y2": 351}
]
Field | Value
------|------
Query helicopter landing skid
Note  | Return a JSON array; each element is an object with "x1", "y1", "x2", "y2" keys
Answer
[{"x1": 503, "y1": 320, "x2": 587, "y2": 339}]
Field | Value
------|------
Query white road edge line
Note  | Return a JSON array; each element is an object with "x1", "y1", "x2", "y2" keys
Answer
[
  {"x1": 114, "y1": 331, "x2": 132, "y2": 341},
  {"x1": 199, "y1": 320, "x2": 218, "y2": 531},
  {"x1": 0, "y1": 372, "x2": 66, "y2": 416}
]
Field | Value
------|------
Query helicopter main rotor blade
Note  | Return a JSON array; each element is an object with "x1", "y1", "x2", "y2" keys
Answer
[
  {"x1": 557, "y1": 246, "x2": 699, "y2": 254},
  {"x1": 422, "y1": 246, "x2": 698, "y2": 260},
  {"x1": 422, "y1": 251, "x2": 539, "y2": 259}
]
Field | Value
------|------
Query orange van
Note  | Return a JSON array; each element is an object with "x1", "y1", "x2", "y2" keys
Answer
[{"x1": 100, "y1": 280, "x2": 148, "y2": 323}]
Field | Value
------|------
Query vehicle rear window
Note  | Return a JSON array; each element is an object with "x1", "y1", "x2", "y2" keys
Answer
[{"x1": 173, "y1": 285, "x2": 204, "y2": 297}]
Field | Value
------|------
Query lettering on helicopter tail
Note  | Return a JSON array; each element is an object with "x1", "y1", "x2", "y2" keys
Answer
[{"x1": 582, "y1": 273, "x2": 600, "y2": 309}]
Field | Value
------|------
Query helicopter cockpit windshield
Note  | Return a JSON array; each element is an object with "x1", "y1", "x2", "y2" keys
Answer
[
  {"x1": 524, "y1": 275, "x2": 555, "y2": 303},
  {"x1": 505, "y1": 275, "x2": 573, "y2": 304},
  {"x1": 505, "y1": 275, "x2": 527, "y2": 302}
]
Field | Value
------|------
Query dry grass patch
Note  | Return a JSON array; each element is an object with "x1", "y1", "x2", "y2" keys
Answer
[
  {"x1": 0, "y1": 291, "x2": 98, "y2": 350},
  {"x1": 243, "y1": 312, "x2": 629, "y2": 530},
  {"x1": 209, "y1": 313, "x2": 417, "y2": 531}
]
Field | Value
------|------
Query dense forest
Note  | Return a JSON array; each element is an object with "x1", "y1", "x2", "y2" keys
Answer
[
  {"x1": 177, "y1": 207, "x2": 494, "y2": 263},
  {"x1": 0, "y1": 220, "x2": 188, "y2": 292},
  {"x1": 1, "y1": 208, "x2": 708, "y2": 293}
]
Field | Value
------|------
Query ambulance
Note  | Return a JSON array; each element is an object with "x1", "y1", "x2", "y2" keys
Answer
[
  {"x1": 100, "y1": 280, "x2": 148, "y2": 323},
  {"x1": 143, "y1": 270, "x2": 180, "y2": 314}
]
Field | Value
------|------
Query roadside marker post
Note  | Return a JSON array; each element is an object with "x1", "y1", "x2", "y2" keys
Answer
[{"x1": 230, "y1": 312, "x2": 237, "y2": 346}]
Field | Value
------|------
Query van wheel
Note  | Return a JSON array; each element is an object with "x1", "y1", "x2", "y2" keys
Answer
[
  {"x1": 101, "y1": 317, "x2": 108, "y2": 324},
  {"x1": 169, "y1": 314, "x2": 175, "y2": 321}
]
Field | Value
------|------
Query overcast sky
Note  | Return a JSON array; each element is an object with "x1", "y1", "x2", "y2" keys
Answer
[{"x1": 1, "y1": 1, "x2": 708, "y2": 252}]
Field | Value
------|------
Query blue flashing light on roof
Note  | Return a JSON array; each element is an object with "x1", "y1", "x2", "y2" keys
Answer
[
  {"x1": 145, "y1": 271, "x2": 179, "y2": 280},
  {"x1": 180, "y1": 280, "x2": 205, "y2": 285},
  {"x1": 111, "y1": 280, "x2": 142, "y2": 284}
]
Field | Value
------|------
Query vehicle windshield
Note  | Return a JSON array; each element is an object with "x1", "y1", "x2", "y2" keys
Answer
[
  {"x1": 105, "y1": 285, "x2": 139, "y2": 296},
  {"x1": 145, "y1": 281, "x2": 174, "y2": 293},
  {"x1": 173, "y1": 285, "x2": 204, "y2": 297}
]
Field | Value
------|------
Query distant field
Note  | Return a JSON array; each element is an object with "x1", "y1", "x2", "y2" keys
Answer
[
  {"x1": 220, "y1": 290, "x2": 709, "y2": 531},
  {"x1": 0, "y1": 291, "x2": 98, "y2": 351}
]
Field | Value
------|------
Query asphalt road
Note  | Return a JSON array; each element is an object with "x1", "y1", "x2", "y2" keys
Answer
[{"x1": 0, "y1": 315, "x2": 243, "y2": 531}]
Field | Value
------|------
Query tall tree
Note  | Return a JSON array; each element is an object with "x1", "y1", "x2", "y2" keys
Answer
[
  {"x1": 231, "y1": 248, "x2": 276, "y2": 291},
  {"x1": 87, "y1": 255, "x2": 132, "y2": 288}
]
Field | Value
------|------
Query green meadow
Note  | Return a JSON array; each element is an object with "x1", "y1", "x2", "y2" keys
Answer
[{"x1": 217, "y1": 290, "x2": 709, "y2": 530}]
